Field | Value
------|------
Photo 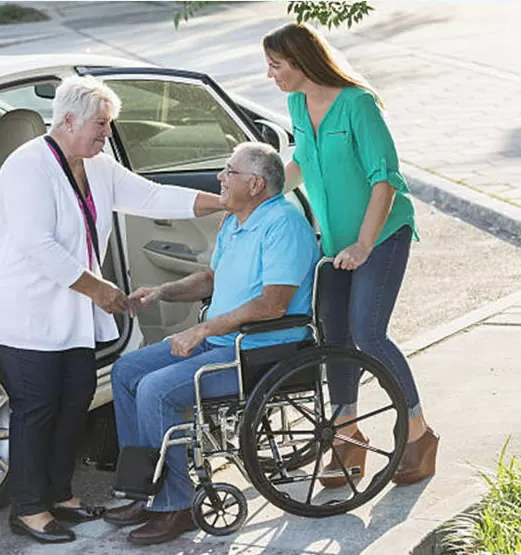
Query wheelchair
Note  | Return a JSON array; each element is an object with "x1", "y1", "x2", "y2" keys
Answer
[{"x1": 113, "y1": 257, "x2": 409, "y2": 536}]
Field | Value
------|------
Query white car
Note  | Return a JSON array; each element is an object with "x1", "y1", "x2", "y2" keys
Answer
[{"x1": 0, "y1": 53, "x2": 313, "y2": 507}]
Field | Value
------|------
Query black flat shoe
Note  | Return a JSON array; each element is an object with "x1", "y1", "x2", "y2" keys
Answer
[
  {"x1": 51, "y1": 504, "x2": 105, "y2": 523},
  {"x1": 9, "y1": 515, "x2": 76, "y2": 543}
]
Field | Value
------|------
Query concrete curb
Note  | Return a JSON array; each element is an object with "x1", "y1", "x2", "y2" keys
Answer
[
  {"x1": 402, "y1": 288, "x2": 521, "y2": 358},
  {"x1": 403, "y1": 162, "x2": 521, "y2": 246}
]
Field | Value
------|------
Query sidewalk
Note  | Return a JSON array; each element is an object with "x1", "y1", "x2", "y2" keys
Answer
[{"x1": 1, "y1": 292, "x2": 520, "y2": 554}]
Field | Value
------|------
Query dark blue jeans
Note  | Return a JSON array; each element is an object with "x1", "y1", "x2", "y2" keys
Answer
[
  {"x1": 319, "y1": 225, "x2": 421, "y2": 418},
  {"x1": 0, "y1": 345, "x2": 96, "y2": 516}
]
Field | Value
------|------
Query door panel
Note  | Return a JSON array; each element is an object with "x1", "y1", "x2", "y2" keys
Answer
[
  {"x1": 125, "y1": 212, "x2": 221, "y2": 345},
  {"x1": 92, "y1": 68, "x2": 307, "y2": 346}
]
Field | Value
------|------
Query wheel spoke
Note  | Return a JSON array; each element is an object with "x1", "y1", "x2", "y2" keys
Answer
[
  {"x1": 334, "y1": 433, "x2": 392, "y2": 459},
  {"x1": 259, "y1": 429, "x2": 315, "y2": 437},
  {"x1": 330, "y1": 443, "x2": 358, "y2": 495},
  {"x1": 211, "y1": 512, "x2": 220, "y2": 527},
  {"x1": 305, "y1": 440, "x2": 325, "y2": 504},
  {"x1": 278, "y1": 394, "x2": 317, "y2": 426},
  {"x1": 334, "y1": 404, "x2": 395, "y2": 432},
  {"x1": 330, "y1": 403, "x2": 346, "y2": 423}
]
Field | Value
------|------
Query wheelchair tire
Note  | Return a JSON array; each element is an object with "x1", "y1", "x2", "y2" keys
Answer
[
  {"x1": 191, "y1": 482, "x2": 248, "y2": 536},
  {"x1": 240, "y1": 345, "x2": 408, "y2": 518}
]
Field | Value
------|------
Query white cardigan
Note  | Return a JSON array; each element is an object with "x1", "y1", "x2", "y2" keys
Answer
[{"x1": 0, "y1": 137, "x2": 198, "y2": 351}]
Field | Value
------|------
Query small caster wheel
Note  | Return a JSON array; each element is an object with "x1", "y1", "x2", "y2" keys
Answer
[{"x1": 191, "y1": 482, "x2": 247, "y2": 536}]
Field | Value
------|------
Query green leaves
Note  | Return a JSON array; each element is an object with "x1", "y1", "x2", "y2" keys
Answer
[
  {"x1": 173, "y1": 1, "x2": 211, "y2": 30},
  {"x1": 172, "y1": 1, "x2": 374, "y2": 31},
  {"x1": 441, "y1": 438, "x2": 521, "y2": 554},
  {"x1": 287, "y1": 1, "x2": 374, "y2": 30}
]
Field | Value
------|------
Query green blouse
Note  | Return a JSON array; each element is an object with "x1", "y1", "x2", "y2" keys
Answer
[{"x1": 288, "y1": 87, "x2": 418, "y2": 257}]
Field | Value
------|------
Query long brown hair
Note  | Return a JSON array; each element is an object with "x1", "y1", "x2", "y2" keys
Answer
[{"x1": 263, "y1": 23, "x2": 383, "y2": 107}]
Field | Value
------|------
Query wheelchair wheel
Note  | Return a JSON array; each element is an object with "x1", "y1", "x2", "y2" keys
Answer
[
  {"x1": 257, "y1": 405, "x2": 322, "y2": 473},
  {"x1": 240, "y1": 345, "x2": 408, "y2": 518},
  {"x1": 191, "y1": 482, "x2": 248, "y2": 536}
]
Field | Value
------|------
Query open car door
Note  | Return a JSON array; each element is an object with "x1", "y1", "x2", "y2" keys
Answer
[{"x1": 85, "y1": 67, "x2": 305, "y2": 345}]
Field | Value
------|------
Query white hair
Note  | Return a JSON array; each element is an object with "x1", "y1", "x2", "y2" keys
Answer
[
  {"x1": 234, "y1": 143, "x2": 285, "y2": 195},
  {"x1": 51, "y1": 75, "x2": 121, "y2": 129}
]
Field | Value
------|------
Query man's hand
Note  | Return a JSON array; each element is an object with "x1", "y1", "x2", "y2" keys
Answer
[
  {"x1": 129, "y1": 286, "x2": 162, "y2": 316},
  {"x1": 91, "y1": 279, "x2": 129, "y2": 314},
  {"x1": 333, "y1": 242, "x2": 372, "y2": 271},
  {"x1": 170, "y1": 324, "x2": 206, "y2": 357}
]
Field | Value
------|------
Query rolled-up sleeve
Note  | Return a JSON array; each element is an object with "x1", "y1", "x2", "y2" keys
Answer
[
  {"x1": 1, "y1": 158, "x2": 85, "y2": 287},
  {"x1": 350, "y1": 92, "x2": 409, "y2": 192},
  {"x1": 109, "y1": 157, "x2": 198, "y2": 219}
]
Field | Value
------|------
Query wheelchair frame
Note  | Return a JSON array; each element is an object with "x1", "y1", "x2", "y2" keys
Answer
[{"x1": 114, "y1": 258, "x2": 409, "y2": 535}]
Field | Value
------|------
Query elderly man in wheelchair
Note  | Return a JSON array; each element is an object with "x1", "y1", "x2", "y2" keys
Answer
[{"x1": 104, "y1": 143, "x2": 409, "y2": 546}]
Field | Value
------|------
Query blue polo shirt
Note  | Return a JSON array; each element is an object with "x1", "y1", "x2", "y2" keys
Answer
[{"x1": 207, "y1": 194, "x2": 319, "y2": 349}]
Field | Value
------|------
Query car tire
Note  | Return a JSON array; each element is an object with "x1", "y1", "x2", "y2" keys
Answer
[
  {"x1": 83, "y1": 403, "x2": 120, "y2": 472},
  {"x1": 0, "y1": 379, "x2": 10, "y2": 509}
]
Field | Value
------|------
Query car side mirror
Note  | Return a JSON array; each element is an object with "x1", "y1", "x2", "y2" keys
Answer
[
  {"x1": 254, "y1": 119, "x2": 290, "y2": 154},
  {"x1": 34, "y1": 83, "x2": 57, "y2": 99}
]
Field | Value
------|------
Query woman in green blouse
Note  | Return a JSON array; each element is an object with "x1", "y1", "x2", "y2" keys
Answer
[{"x1": 263, "y1": 23, "x2": 438, "y2": 487}]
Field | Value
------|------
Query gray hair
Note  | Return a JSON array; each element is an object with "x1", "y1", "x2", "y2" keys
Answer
[
  {"x1": 51, "y1": 75, "x2": 121, "y2": 129},
  {"x1": 234, "y1": 142, "x2": 285, "y2": 195}
]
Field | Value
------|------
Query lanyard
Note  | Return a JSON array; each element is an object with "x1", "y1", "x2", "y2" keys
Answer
[{"x1": 44, "y1": 135, "x2": 101, "y2": 267}]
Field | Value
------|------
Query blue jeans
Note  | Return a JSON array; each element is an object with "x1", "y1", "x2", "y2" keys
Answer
[
  {"x1": 319, "y1": 225, "x2": 422, "y2": 418},
  {"x1": 111, "y1": 339, "x2": 237, "y2": 512}
]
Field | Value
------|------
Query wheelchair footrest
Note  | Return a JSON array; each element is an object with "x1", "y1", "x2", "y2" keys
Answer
[
  {"x1": 113, "y1": 446, "x2": 167, "y2": 498},
  {"x1": 271, "y1": 467, "x2": 362, "y2": 486}
]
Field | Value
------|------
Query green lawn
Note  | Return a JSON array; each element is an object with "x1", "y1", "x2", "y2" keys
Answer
[{"x1": 0, "y1": 3, "x2": 48, "y2": 24}]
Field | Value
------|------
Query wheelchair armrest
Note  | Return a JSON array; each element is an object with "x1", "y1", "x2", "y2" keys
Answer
[
  {"x1": 198, "y1": 297, "x2": 212, "y2": 324},
  {"x1": 239, "y1": 314, "x2": 312, "y2": 335}
]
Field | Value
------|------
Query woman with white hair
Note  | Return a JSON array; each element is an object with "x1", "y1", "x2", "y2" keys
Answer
[{"x1": 0, "y1": 75, "x2": 221, "y2": 543}]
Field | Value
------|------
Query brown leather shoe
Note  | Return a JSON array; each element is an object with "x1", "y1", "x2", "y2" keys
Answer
[
  {"x1": 392, "y1": 427, "x2": 439, "y2": 485},
  {"x1": 319, "y1": 429, "x2": 369, "y2": 488},
  {"x1": 103, "y1": 501, "x2": 150, "y2": 526},
  {"x1": 128, "y1": 508, "x2": 198, "y2": 546}
]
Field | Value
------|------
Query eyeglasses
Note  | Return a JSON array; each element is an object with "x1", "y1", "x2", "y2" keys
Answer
[{"x1": 223, "y1": 164, "x2": 263, "y2": 179}]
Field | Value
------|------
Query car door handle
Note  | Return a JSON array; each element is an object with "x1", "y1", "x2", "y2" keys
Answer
[
  {"x1": 153, "y1": 219, "x2": 172, "y2": 227},
  {"x1": 143, "y1": 240, "x2": 210, "y2": 275}
]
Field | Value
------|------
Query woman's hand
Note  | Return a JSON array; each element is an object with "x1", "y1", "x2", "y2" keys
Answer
[
  {"x1": 91, "y1": 280, "x2": 129, "y2": 314},
  {"x1": 333, "y1": 242, "x2": 372, "y2": 271},
  {"x1": 169, "y1": 324, "x2": 206, "y2": 357},
  {"x1": 128, "y1": 286, "x2": 162, "y2": 316}
]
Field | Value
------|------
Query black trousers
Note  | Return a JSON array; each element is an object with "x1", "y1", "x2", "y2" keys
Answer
[{"x1": 0, "y1": 345, "x2": 96, "y2": 516}]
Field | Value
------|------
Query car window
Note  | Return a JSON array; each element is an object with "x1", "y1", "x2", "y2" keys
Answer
[
  {"x1": 106, "y1": 79, "x2": 249, "y2": 173},
  {"x1": 0, "y1": 81, "x2": 57, "y2": 122}
]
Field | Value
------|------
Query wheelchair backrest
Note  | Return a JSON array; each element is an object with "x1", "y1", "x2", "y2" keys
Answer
[{"x1": 240, "y1": 339, "x2": 318, "y2": 396}]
